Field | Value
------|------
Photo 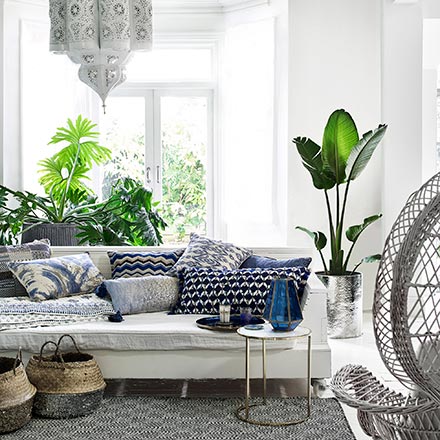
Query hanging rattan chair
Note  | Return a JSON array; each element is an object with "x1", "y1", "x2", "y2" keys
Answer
[{"x1": 331, "y1": 172, "x2": 440, "y2": 439}]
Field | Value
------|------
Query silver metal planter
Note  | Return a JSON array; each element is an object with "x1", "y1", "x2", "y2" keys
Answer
[{"x1": 317, "y1": 272, "x2": 363, "y2": 339}]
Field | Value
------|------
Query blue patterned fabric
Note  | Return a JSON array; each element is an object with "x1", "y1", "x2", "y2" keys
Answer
[
  {"x1": 168, "y1": 234, "x2": 252, "y2": 276},
  {"x1": 108, "y1": 249, "x2": 184, "y2": 279},
  {"x1": 171, "y1": 267, "x2": 310, "y2": 315},
  {"x1": 0, "y1": 293, "x2": 114, "y2": 331},
  {"x1": 240, "y1": 255, "x2": 312, "y2": 269},
  {"x1": 7, "y1": 253, "x2": 105, "y2": 301},
  {"x1": 0, "y1": 239, "x2": 51, "y2": 298}
]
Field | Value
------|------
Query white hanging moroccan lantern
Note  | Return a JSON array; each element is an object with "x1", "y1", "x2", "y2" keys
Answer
[{"x1": 49, "y1": 0, "x2": 152, "y2": 112}]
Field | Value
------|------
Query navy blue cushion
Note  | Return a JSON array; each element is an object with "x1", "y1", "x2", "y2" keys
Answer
[
  {"x1": 171, "y1": 266, "x2": 310, "y2": 315},
  {"x1": 240, "y1": 255, "x2": 312, "y2": 269}
]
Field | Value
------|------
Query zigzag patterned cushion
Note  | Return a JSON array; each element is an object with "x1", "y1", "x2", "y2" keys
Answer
[
  {"x1": 0, "y1": 239, "x2": 51, "y2": 298},
  {"x1": 167, "y1": 234, "x2": 252, "y2": 276},
  {"x1": 108, "y1": 249, "x2": 185, "y2": 279},
  {"x1": 171, "y1": 266, "x2": 310, "y2": 315}
]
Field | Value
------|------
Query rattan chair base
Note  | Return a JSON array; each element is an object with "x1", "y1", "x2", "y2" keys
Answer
[
  {"x1": 33, "y1": 387, "x2": 105, "y2": 419},
  {"x1": 0, "y1": 396, "x2": 34, "y2": 434}
]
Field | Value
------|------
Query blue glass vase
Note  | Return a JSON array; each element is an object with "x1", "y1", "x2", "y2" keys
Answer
[{"x1": 263, "y1": 278, "x2": 303, "y2": 331}]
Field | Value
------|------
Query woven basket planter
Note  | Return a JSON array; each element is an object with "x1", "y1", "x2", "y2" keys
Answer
[
  {"x1": 26, "y1": 335, "x2": 106, "y2": 419},
  {"x1": 0, "y1": 354, "x2": 36, "y2": 433},
  {"x1": 21, "y1": 223, "x2": 81, "y2": 246}
]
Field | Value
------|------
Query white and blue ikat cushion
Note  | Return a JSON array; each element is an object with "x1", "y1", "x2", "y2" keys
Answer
[
  {"x1": 171, "y1": 266, "x2": 310, "y2": 315},
  {"x1": 7, "y1": 253, "x2": 105, "y2": 301},
  {"x1": 168, "y1": 234, "x2": 252, "y2": 276}
]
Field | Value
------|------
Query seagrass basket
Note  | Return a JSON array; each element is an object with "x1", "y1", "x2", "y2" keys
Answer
[
  {"x1": 0, "y1": 352, "x2": 36, "y2": 433},
  {"x1": 26, "y1": 334, "x2": 106, "y2": 419}
]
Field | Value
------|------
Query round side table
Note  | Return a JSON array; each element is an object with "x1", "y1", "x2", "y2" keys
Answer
[{"x1": 236, "y1": 324, "x2": 312, "y2": 426}]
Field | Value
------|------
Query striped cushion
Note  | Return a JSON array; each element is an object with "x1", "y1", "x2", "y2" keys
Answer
[
  {"x1": 108, "y1": 249, "x2": 185, "y2": 279},
  {"x1": 0, "y1": 239, "x2": 51, "y2": 298}
]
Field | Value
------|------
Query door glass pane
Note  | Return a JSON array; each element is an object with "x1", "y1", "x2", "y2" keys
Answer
[
  {"x1": 161, "y1": 96, "x2": 208, "y2": 242},
  {"x1": 100, "y1": 97, "x2": 146, "y2": 198}
]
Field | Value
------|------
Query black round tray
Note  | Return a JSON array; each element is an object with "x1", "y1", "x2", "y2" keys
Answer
[{"x1": 196, "y1": 315, "x2": 265, "y2": 332}]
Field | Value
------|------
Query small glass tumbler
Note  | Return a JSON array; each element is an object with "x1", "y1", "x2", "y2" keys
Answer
[
  {"x1": 219, "y1": 304, "x2": 231, "y2": 323},
  {"x1": 240, "y1": 307, "x2": 252, "y2": 326}
]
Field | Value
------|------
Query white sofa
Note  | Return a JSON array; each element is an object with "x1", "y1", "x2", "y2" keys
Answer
[{"x1": 0, "y1": 246, "x2": 331, "y2": 381}]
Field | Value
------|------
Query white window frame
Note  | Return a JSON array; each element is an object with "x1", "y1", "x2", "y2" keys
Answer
[{"x1": 102, "y1": 79, "x2": 217, "y2": 239}]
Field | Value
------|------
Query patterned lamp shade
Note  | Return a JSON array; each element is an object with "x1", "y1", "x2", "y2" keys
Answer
[
  {"x1": 49, "y1": 0, "x2": 153, "y2": 110},
  {"x1": 263, "y1": 278, "x2": 303, "y2": 331}
]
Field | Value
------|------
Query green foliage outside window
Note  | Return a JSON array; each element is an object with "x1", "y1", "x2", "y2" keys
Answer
[
  {"x1": 102, "y1": 119, "x2": 207, "y2": 243},
  {"x1": 161, "y1": 124, "x2": 206, "y2": 241}
]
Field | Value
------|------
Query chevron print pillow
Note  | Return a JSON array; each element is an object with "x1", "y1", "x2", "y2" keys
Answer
[
  {"x1": 108, "y1": 249, "x2": 185, "y2": 279},
  {"x1": 167, "y1": 234, "x2": 252, "y2": 276},
  {"x1": 171, "y1": 266, "x2": 310, "y2": 315}
]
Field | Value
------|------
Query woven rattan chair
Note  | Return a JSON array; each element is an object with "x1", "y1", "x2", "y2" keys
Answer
[{"x1": 331, "y1": 172, "x2": 440, "y2": 439}]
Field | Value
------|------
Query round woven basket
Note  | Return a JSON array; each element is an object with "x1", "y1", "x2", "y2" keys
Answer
[
  {"x1": 0, "y1": 355, "x2": 36, "y2": 433},
  {"x1": 26, "y1": 335, "x2": 106, "y2": 418}
]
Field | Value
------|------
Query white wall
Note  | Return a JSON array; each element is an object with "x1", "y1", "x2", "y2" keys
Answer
[{"x1": 288, "y1": 0, "x2": 382, "y2": 309}]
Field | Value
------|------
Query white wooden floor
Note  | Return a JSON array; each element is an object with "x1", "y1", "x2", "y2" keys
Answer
[{"x1": 328, "y1": 311, "x2": 404, "y2": 439}]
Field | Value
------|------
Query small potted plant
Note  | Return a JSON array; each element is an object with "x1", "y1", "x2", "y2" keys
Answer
[{"x1": 293, "y1": 109, "x2": 387, "y2": 338}]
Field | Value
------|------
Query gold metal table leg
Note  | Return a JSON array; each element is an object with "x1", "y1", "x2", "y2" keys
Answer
[
  {"x1": 307, "y1": 334, "x2": 312, "y2": 417},
  {"x1": 236, "y1": 333, "x2": 313, "y2": 426},
  {"x1": 262, "y1": 339, "x2": 267, "y2": 404},
  {"x1": 245, "y1": 336, "x2": 250, "y2": 419}
]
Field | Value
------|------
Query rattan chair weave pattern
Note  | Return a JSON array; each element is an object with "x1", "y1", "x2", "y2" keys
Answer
[{"x1": 331, "y1": 172, "x2": 440, "y2": 438}]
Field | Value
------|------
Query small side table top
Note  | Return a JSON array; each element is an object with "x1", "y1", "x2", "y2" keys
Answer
[{"x1": 237, "y1": 324, "x2": 311, "y2": 340}]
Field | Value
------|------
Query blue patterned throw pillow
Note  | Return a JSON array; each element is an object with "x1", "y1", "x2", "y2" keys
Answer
[
  {"x1": 108, "y1": 249, "x2": 185, "y2": 279},
  {"x1": 0, "y1": 239, "x2": 51, "y2": 298},
  {"x1": 7, "y1": 253, "x2": 105, "y2": 301},
  {"x1": 171, "y1": 266, "x2": 310, "y2": 315},
  {"x1": 240, "y1": 255, "x2": 312, "y2": 269},
  {"x1": 168, "y1": 234, "x2": 252, "y2": 276}
]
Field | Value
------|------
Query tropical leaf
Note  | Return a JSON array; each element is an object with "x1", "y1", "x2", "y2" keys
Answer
[
  {"x1": 346, "y1": 125, "x2": 387, "y2": 181},
  {"x1": 38, "y1": 115, "x2": 111, "y2": 209},
  {"x1": 346, "y1": 214, "x2": 382, "y2": 243},
  {"x1": 292, "y1": 137, "x2": 335, "y2": 190},
  {"x1": 322, "y1": 109, "x2": 359, "y2": 184},
  {"x1": 296, "y1": 226, "x2": 327, "y2": 250}
]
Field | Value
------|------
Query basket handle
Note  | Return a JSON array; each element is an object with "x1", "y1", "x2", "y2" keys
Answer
[
  {"x1": 54, "y1": 334, "x2": 82, "y2": 357},
  {"x1": 38, "y1": 340, "x2": 66, "y2": 369},
  {"x1": 38, "y1": 340, "x2": 59, "y2": 360},
  {"x1": 13, "y1": 348, "x2": 22, "y2": 375}
]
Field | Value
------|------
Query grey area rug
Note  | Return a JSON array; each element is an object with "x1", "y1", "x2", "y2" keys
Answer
[{"x1": 3, "y1": 397, "x2": 356, "y2": 440}]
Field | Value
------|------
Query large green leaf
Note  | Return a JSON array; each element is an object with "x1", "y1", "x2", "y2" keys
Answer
[
  {"x1": 292, "y1": 137, "x2": 335, "y2": 190},
  {"x1": 322, "y1": 109, "x2": 359, "y2": 184},
  {"x1": 38, "y1": 115, "x2": 111, "y2": 206},
  {"x1": 296, "y1": 226, "x2": 327, "y2": 251},
  {"x1": 346, "y1": 124, "x2": 387, "y2": 181},
  {"x1": 346, "y1": 214, "x2": 382, "y2": 243}
]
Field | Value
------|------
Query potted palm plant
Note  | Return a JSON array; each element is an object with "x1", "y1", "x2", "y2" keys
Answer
[
  {"x1": 0, "y1": 116, "x2": 166, "y2": 246},
  {"x1": 293, "y1": 109, "x2": 387, "y2": 338}
]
